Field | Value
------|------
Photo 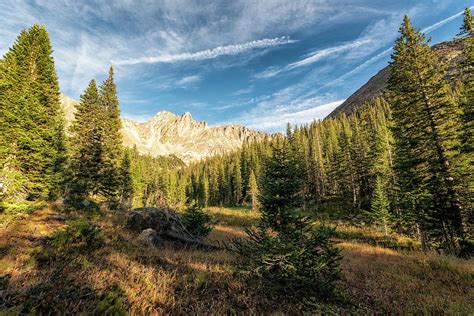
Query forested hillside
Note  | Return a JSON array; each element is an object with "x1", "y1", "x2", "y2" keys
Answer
[{"x1": 1, "y1": 9, "x2": 473, "y2": 314}]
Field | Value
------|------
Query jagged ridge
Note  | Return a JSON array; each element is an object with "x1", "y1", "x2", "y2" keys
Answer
[{"x1": 60, "y1": 96, "x2": 267, "y2": 163}]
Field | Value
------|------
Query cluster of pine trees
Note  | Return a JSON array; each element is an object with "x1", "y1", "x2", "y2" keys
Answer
[
  {"x1": 65, "y1": 67, "x2": 132, "y2": 209},
  {"x1": 186, "y1": 13, "x2": 473, "y2": 255},
  {"x1": 0, "y1": 11, "x2": 472, "y2": 255},
  {"x1": 0, "y1": 24, "x2": 133, "y2": 211}
]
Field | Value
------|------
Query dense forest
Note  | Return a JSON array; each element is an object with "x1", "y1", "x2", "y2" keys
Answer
[
  {"x1": 183, "y1": 15, "x2": 473, "y2": 255},
  {"x1": 1, "y1": 10, "x2": 472, "y2": 255},
  {"x1": 0, "y1": 8, "x2": 473, "y2": 313}
]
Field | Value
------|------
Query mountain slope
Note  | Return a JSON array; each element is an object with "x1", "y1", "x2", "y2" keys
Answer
[
  {"x1": 327, "y1": 40, "x2": 467, "y2": 118},
  {"x1": 60, "y1": 96, "x2": 267, "y2": 163},
  {"x1": 121, "y1": 111, "x2": 267, "y2": 162}
]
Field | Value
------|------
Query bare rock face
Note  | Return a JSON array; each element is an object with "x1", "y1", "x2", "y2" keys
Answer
[
  {"x1": 60, "y1": 96, "x2": 267, "y2": 163},
  {"x1": 121, "y1": 111, "x2": 267, "y2": 163},
  {"x1": 137, "y1": 228, "x2": 162, "y2": 247},
  {"x1": 327, "y1": 39, "x2": 466, "y2": 118}
]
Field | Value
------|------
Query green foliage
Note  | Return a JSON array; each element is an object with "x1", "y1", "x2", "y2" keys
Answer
[
  {"x1": 248, "y1": 170, "x2": 259, "y2": 210},
  {"x1": 50, "y1": 219, "x2": 104, "y2": 251},
  {"x1": 66, "y1": 68, "x2": 126, "y2": 210},
  {"x1": 0, "y1": 24, "x2": 65, "y2": 201},
  {"x1": 95, "y1": 285, "x2": 126, "y2": 315},
  {"x1": 233, "y1": 225, "x2": 342, "y2": 300},
  {"x1": 458, "y1": 7, "x2": 473, "y2": 38},
  {"x1": 232, "y1": 139, "x2": 342, "y2": 302},
  {"x1": 0, "y1": 200, "x2": 47, "y2": 214},
  {"x1": 388, "y1": 16, "x2": 468, "y2": 254},
  {"x1": 181, "y1": 204, "x2": 214, "y2": 238},
  {"x1": 118, "y1": 150, "x2": 134, "y2": 209},
  {"x1": 370, "y1": 176, "x2": 391, "y2": 236},
  {"x1": 259, "y1": 141, "x2": 304, "y2": 234}
]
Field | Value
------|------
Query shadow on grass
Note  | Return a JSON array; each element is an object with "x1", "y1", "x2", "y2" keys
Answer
[{"x1": 340, "y1": 241, "x2": 474, "y2": 314}]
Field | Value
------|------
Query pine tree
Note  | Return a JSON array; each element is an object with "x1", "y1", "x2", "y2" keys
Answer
[
  {"x1": 0, "y1": 24, "x2": 65, "y2": 201},
  {"x1": 118, "y1": 150, "x2": 134, "y2": 209},
  {"x1": 371, "y1": 176, "x2": 391, "y2": 236},
  {"x1": 67, "y1": 79, "x2": 103, "y2": 206},
  {"x1": 388, "y1": 16, "x2": 466, "y2": 253},
  {"x1": 259, "y1": 141, "x2": 304, "y2": 234},
  {"x1": 248, "y1": 170, "x2": 259, "y2": 211},
  {"x1": 99, "y1": 67, "x2": 123, "y2": 202},
  {"x1": 458, "y1": 7, "x2": 473, "y2": 38}
]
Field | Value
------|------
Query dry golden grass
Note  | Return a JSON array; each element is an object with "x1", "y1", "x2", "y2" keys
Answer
[
  {"x1": 341, "y1": 241, "x2": 474, "y2": 314},
  {"x1": 1, "y1": 206, "x2": 473, "y2": 314}
]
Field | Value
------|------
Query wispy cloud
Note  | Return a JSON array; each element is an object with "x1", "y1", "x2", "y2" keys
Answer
[
  {"x1": 114, "y1": 36, "x2": 297, "y2": 65},
  {"x1": 232, "y1": 85, "x2": 254, "y2": 96},
  {"x1": 176, "y1": 75, "x2": 202, "y2": 86},
  {"x1": 422, "y1": 6, "x2": 474, "y2": 34},
  {"x1": 231, "y1": 98, "x2": 344, "y2": 131},
  {"x1": 254, "y1": 39, "x2": 372, "y2": 79},
  {"x1": 290, "y1": 39, "x2": 372, "y2": 69}
]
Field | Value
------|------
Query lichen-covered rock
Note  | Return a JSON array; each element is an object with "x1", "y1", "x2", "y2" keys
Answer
[
  {"x1": 126, "y1": 207, "x2": 218, "y2": 249},
  {"x1": 126, "y1": 207, "x2": 182, "y2": 235},
  {"x1": 137, "y1": 228, "x2": 161, "y2": 247}
]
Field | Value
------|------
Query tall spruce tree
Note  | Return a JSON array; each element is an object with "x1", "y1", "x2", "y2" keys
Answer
[
  {"x1": 259, "y1": 140, "x2": 304, "y2": 234},
  {"x1": 67, "y1": 79, "x2": 103, "y2": 205},
  {"x1": 0, "y1": 24, "x2": 65, "y2": 201},
  {"x1": 99, "y1": 67, "x2": 123, "y2": 202},
  {"x1": 248, "y1": 170, "x2": 259, "y2": 211},
  {"x1": 118, "y1": 150, "x2": 134, "y2": 209},
  {"x1": 371, "y1": 176, "x2": 391, "y2": 236},
  {"x1": 388, "y1": 16, "x2": 466, "y2": 253}
]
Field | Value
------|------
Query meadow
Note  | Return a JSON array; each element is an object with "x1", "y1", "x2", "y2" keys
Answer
[{"x1": 1, "y1": 205, "x2": 473, "y2": 314}]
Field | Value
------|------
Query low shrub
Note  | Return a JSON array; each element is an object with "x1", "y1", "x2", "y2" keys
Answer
[
  {"x1": 232, "y1": 224, "x2": 343, "y2": 300},
  {"x1": 181, "y1": 204, "x2": 215, "y2": 238},
  {"x1": 50, "y1": 219, "x2": 104, "y2": 251},
  {"x1": 95, "y1": 285, "x2": 127, "y2": 315},
  {"x1": 0, "y1": 200, "x2": 47, "y2": 214}
]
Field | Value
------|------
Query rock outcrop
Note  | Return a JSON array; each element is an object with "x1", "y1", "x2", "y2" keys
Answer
[
  {"x1": 137, "y1": 228, "x2": 162, "y2": 247},
  {"x1": 126, "y1": 207, "x2": 217, "y2": 249}
]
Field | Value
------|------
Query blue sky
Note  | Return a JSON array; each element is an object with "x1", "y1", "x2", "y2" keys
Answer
[{"x1": 0, "y1": 1, "x2": 471, "y2": 131}]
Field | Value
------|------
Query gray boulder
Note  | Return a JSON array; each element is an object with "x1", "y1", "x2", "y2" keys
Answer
[
  {"x1": 137, "y1": 228, "x2": 162, "y2": 247},
  {"x1": 126, "y1": 207, "x2": 182, "y2": 234},
  {"x1": 126, "y1": 207, "x2": 218, "y2": 249}
]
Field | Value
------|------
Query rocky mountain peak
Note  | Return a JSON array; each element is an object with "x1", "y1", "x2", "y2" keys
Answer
[{"x1": 60, "y1": 95, "x2": 267, "y2": 163}]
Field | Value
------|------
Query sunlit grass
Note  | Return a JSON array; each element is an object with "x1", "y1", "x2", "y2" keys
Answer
[{"x1": 1, "y1": 205, "x2": 473, "y2": 314}]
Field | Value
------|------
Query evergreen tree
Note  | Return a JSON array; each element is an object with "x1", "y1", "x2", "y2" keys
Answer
[
  {"x1": 0, "y1": 24, "x2": 65, "y2": 201},
  {"x1": 388, "y1": 16, "x2": 466, "y2": 253},
  {"x1": 371, "y1": 176, "x2": 391, "y2": 236},
  {"x1": 458, "y1": 7, "x2": 473, "y2": 38},
  {"x1": 67, "y1": 79, "x2": 103, "y2": 206},
  {"x1": 248, "y1": 170, "x2": 259, "y2": 210},
  {"x1": 118, "y1": 150, "x2": 134, "y2": 209},
  {"x1": 259, "y1": 141, "x2": 304, "y2": 234},
  {"x1": 232, "y1": 155, "x2": 243, "y2": 205},
  {"x1": 99, "y1": 67, "x2": 123, "y2": 202}
]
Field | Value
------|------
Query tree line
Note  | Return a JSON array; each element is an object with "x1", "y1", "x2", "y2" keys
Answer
[
  {"x1": 185, "y1": 13, "x2": 473, "y2": 255},
  {"x1": 1, "y1": 11, "x2": 472, "y2": 256}
]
